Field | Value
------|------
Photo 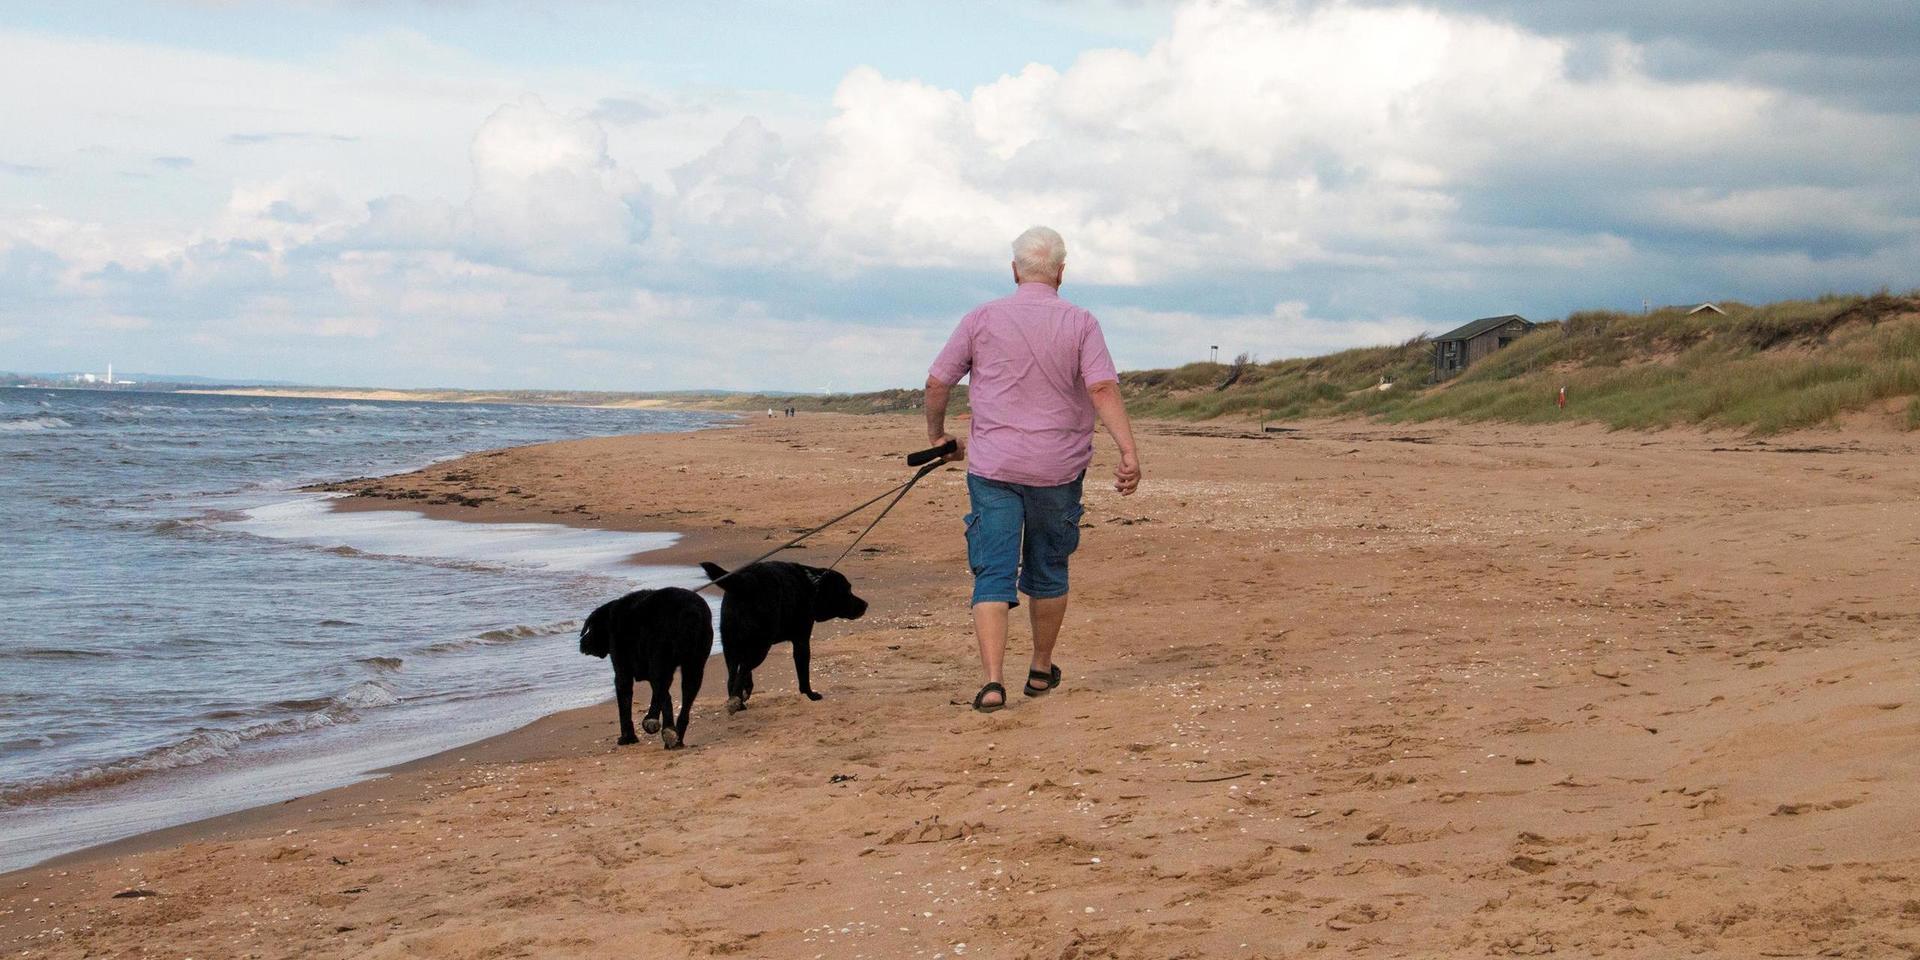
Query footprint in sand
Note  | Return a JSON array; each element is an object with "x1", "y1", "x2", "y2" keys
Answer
[
  {"x1": 1771, "y1": 797, "x2": 1862, "y2": 816},
  {"x1": 1325, "y1": 902, "x2": 1388, "y2": 930}
]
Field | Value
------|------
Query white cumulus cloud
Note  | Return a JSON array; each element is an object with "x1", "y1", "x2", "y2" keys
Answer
[{"x1": 1, "y1": 0, "x2": 1914, "y2": 389}]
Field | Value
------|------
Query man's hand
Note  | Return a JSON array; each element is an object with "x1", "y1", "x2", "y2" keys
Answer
[
  {"x1": 1086, "y1": 379, "x2": 1140, "y2": 497},
  {"x1": 1113, "y1": 450, "x2": 1141, "y2": 496},
  {"x1": 930, "y1": 432, "x2": 968, "y2": 462}
]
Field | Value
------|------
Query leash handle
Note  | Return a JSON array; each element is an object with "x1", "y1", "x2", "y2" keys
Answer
[{"x1": 906, "y1": 439, "x2": 958, "y2": 467}]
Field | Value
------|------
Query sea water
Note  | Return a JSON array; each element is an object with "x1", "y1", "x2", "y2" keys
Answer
[{"x1": 0, "y1": 389, "x2": 723, "y2": 870}]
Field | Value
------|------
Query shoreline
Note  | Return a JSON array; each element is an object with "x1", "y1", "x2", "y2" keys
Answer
[
  {"x1": 13, "y1": 695, "x2": 622, "y2": 874},
  {"x1": 7, "y1": 414, "x2": 1919, "y2": 958},
  {"x1": 0, "y1": 496, "x2": 699, "y2": 875},
  {"x1": 0, "y1": 404, "x2": 736, "y2": 876}
]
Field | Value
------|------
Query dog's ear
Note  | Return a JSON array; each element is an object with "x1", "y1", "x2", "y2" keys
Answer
[
  {"x1": 699, "y1": 561, "x2": 729, "y2": 583},
  {"x1": 810, "y1": 571, "x2": 844, "y2": 623},
  {"x1": 840, "y1": 578, "x2": 869, "y2": 620},
  {"x1": 811, "y1": 570, "x2": 866, "y2": 622},
  {"x1": 579, "y1": 598, "x2": 616, "y2": 658}
]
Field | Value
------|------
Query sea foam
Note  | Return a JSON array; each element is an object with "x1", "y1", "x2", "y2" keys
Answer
[{"x1": 226, "y1": 495, "x2": 684, "y2": 578}]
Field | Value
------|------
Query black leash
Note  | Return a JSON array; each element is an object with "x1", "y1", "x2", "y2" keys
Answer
[{"x1": 697, "y1": 440, "x2": 957, "y2": 592}]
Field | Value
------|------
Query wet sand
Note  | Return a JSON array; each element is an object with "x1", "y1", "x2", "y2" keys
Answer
[{"x1": 5, "y1": 414, "x2": 1919, "y2": 958}]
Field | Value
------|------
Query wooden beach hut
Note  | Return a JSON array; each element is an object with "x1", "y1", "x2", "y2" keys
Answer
[{"x1": 1432, "y1": 314, "x2": 1534, "y2": 380}]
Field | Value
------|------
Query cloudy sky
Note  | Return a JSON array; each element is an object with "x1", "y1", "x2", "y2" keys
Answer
[{"x1": 2, "y1": 1, "x2": 1915, "y2": 390}]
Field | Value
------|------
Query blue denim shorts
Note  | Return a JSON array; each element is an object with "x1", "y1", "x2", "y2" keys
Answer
[{"x1": 963, "y1": 472, "x2": 1085, "y2": 607}]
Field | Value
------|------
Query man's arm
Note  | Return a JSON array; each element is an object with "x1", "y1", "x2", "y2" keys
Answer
[
  {"x1": 926, "y1": 312, "x2": 974, "y2": 461},
  {"x1": 925, "y1": 377, "x2": 966, "y2": 461},
  {"x1": 1087, "y1": 380, "x2": 1140, "y2": 496}
]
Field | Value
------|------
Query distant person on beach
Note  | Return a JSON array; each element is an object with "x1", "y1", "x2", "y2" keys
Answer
[{"x1": 924, "y1": 225, "x2": 1141, "y2": 712}]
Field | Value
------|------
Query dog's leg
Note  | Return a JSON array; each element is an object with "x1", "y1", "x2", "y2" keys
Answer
[
  {"x1": 724, "y1": 650, "x2": 747, "y2": 714},
  {"x1": 675, "y1": 655, "x2": 705, "y2": 747},
  {"x1": 641, "y1": 676, "x2": 662, "y2": 735},
  {"x1": 794, "y1": 633, "x2": 823, "y2": 701},
  {"x1": 615, "y1": 671, "x2": 638, "y2": 745},
  {"x1": 646, "y1": 675, "x2": 669, "y2": 728},
  {"x1": 657, "y1": 677, "x2": 680, "y2": 749}
]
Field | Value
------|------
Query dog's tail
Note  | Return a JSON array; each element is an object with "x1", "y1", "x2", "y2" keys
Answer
[
  {"x1": 699, "y1": 562, "x2": 731, "y2": 589},
  {"x1": 579, "y1": 596, "x2": 620, "y2": 658}
]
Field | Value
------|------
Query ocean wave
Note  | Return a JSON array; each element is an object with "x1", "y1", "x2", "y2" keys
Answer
[
  {"x1": 422, "y1": 620, "x2": 576, "y2": 654},
  {"x1": 0, "y1": 693, "x2": 41, "y2": 722},
  {"x1": 0, "y1": 679, "x2": 402, "y2": 806},
  {"x1": 333, "y1": 680, "x2": 401, "y2": 708},
  {"x1": 150, "y1": 509, "x2": 251, "y2": 537},
  {"x1": 0, "y1": 714, "x2": 333, "y2": 806},
  {"x1": 357, "y1": 656, "x2": 403, "y2": 672},
  {"x1": 272, "y1": 679, "x2": 399, "y2": 713},
  {"x1": 0, "y1": 416, "x2": 72, "y2": 433},
  {"x1": 10, "y1": 647, "x2": 113, "y2": 661},
  {"x1": 478, "y1": 623, "x2": 555, "y2": 643}
]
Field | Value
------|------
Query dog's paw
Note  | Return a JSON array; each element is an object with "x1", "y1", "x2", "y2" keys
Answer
[
  {"x1": 662, "y1": 728, "x2": 683, "y2": 750},
  {"x1": 805, "y1": 691, "x2": 825, "y2": 701},
  {"x1": 641, "y1": 717, "x2": 661, "y2": 734},
  {"x1": 725, "y1": 697, "x2": 744, "y2": 714},
  {"x1": 617, "y1": 734, "x2": 640, "y2": 746}
]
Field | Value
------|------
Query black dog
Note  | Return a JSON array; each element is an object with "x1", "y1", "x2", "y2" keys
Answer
[
  {"x1": 578, "y1": 587, "x2": 712, "y2": 749},
  {"x1": 698, "y1": 561, "x2": 868, "y2": 712}
]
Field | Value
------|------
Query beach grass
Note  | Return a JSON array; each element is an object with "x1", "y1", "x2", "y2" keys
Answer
[{"x1": 1114, "y1": 292, "x2": 1920, "y2": 433}]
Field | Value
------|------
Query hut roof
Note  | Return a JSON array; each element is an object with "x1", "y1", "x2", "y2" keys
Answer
[{"x1": 1434, "y1": 314, "x2": 1530, "y2": 342}]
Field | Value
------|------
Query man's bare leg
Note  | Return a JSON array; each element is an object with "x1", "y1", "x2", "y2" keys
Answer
[
  {"x1": 1028, "y1": 594, "x2": 1068, "y2": 689},
  {"x1": 974, "y1": 601, "x2": 1011, "y2": 707}
]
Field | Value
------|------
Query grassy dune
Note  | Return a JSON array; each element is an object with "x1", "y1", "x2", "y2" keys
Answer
[{"x1": 1116, "y1": 292, "x2": 1920, "y2": 433}]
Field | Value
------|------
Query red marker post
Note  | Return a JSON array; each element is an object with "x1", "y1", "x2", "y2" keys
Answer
[{"x1": 1557, "y1": 385, "x2": 1568, "y2": 410}]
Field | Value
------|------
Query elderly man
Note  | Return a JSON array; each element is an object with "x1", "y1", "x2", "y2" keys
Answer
[{"x1": 925, "y1": 226, "x2": 1141, "y2": 712}]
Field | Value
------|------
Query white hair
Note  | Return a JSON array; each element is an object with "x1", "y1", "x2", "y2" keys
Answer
[{"x1": 1011, "y1": 226, "x2": 1066, "y2": 284}]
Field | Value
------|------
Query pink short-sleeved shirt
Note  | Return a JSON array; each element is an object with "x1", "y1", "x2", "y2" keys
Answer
[{"x1": 928, "y1": 282, "x2": 1119, "y2": 487}]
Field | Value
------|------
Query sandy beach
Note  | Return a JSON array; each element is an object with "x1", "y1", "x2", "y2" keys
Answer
[{"x1": 5, "y1": 414, "x2": 1918, "y2": 958}]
